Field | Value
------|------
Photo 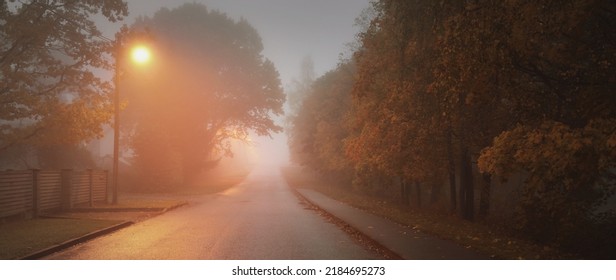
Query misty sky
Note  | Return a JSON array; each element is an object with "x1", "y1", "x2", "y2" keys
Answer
[
  {"x1": 103, "y1": 0, "x2": 371, "y2": 89},
  {"x1": 98, "y1": 0, "x2": 371, "y2": 166}
]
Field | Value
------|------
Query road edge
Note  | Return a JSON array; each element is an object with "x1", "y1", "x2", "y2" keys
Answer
[
  {"x1": 19, "y1": 202, "x2": 189, "y2": 260},
  {"x1": 291, "y1": 187, "x2": 403, "y2": 260},
  {"x1": 19, "y1": 221, "x2": 134, "y2": 260}
]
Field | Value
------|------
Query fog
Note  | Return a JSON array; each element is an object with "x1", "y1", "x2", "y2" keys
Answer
[
  {"x1": 96, "y1": 0, "x2": 371, "y2": 170},
  {"x1": 3, "y1": 0, "x2": 613, "y2": 263}
]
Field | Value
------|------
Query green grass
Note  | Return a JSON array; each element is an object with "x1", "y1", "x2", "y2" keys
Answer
[{"x1": 0, "y1": 218, "x2": 121, "y2": 259}]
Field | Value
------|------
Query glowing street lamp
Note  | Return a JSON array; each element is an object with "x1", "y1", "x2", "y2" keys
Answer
[
  {"x1": 131, "y1": 45, "x2": 151, "y2": 64},
  {"x1": 112, "y1": 42, "x2": 152, "y2": 204}
]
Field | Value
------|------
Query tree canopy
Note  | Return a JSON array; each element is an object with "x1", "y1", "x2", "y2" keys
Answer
[
  {"x1": 288, "y1": 61, "x2": 354, "y2": 181},
  {"x1": 0, "y1": 0, "x2": 128, "y2": 155},
  {"x1": 125, "y1": 3, "x2": 285, "y2": 188},
  {"x1": 288, "y1": 0, "x2": 615, "y2": 258}
]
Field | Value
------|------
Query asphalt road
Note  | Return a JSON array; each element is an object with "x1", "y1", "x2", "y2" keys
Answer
[{"x1": 45, "y1": 169, "x2": 379, "y2": 260}]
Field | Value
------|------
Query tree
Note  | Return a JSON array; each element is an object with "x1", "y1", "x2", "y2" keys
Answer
[
  {"x1": 285, "y1": 55, "x2": 315, "y2": 164},
  {"x1": 286, "y1": 55, "x2": 315, "y2": 116},
  {"x1": 431, "y1": 1, "x2": 516, "y2": 220},
  {"x1": 346, "y1": 0, "x2": 452, "y2": 205},
  {"x1": 286, "y1": 0, "x2": 615, "y2": 257},
  {"x1": 288, "y1": 61, "x2": 355, "y2": 184},
  {"x1": 126, "y1": 3, "x2": 284, "y2": 188},
  {"x1": 476, "y1": 0, "x2": 616, "y2": 252},
  {"x1": 0, "y1": 0, "x2": 128, "y2": 154}
]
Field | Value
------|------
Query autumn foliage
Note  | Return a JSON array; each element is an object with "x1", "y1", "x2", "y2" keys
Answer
[
  {"x1": 0, "y1": 1, "x2": 128, "y2": 166},
  {"x1": 288, "y1": 0, "x2": 615, "y2": 258}
]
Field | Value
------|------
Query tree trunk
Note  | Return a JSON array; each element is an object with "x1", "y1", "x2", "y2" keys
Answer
[
  {"x1": 400, "y1": 178, "x2": 409, "y2": 205},
  {"x1": 430, "y1": 180, "x2": 441, "y2": 205},
  {"x1": 459, "y1": 144, "x2": 474, "y2": 221},
  {"x1": 478, "y1": 173, "x2": 491, "y2": 220},
  {"x1": 446, "y1": 126, "x2": 457, "y2": 214},
  {"x1": 415, "y1": 181, "x2": 422, "y2": 208}
]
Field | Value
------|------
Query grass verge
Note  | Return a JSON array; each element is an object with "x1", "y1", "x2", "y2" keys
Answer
[
  {"x1": 281, "y1": 166, "x2": 572, "y2": 260},
  {"x1": 0, "y1": 218, "x2": 121, "y2": 259}
]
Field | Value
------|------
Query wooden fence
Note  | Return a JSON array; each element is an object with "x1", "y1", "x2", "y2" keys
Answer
[{"x1": 0, "y1": 169, "x2": 108, "y2": 219}]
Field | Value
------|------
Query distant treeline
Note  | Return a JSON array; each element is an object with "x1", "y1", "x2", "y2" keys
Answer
[{"x1": 287, "y1": 0, "x2": 615, "y2": 258}]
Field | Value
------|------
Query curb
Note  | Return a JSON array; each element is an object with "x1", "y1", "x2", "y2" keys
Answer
[
  {"x1": 19, "y1": 221, "x2": 134, "y2": 260},
  {"x1": 162, "y1": 202, "x2": 188, "y2": 212},
  {"x1": 69, "y1": 201, "x2": 189, "y2": 213},
  {"x1": 19, "y1": 202, "x2": 188, "y2": 260},
  {"x1": 293, "y1": 188, "x2": 489, "y2": 260},
  {"x1": 69, "y1": 207, "x2": 165, "y2": 212},
  {"x1": 291, "y1": 188, "x2": 403, "y2": 260}
]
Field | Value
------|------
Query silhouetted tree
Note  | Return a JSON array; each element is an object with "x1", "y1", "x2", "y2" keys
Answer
[
  {"x1": 288, "y1": 62, "x2": 355, "y2": 184},
  {"x1": 125, "y1": 3, "x2": 284, "y2": 188}
]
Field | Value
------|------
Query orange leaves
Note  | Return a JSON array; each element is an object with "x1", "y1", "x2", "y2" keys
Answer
[
  {"x1": 478, "y1": 118, "x2": 615, "y2": 249},
  {"x1": 288, "y1": 61, "x2": 355, "y2": 173},
  {"x1": 0, "y1": 1, "x2": 125, "y2": 152},
  {"x1": 479, "y1": 119, "x2": 615, "y2": 191}
]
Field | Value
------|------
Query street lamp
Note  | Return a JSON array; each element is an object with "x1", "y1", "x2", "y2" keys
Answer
[
  {"x1": 131, "y1": 45, "x2": 152, "y2": 64},
  {"x1": 112, "y1": 41, "x2": 151, "y2": 204}
]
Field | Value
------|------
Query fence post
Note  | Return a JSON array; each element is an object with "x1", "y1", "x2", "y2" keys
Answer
[
  {"x1": 60, "y1": 169, "x2": 73, "y2": 211},
  {"x1": 88, "y1": 169, "x2": 94, "y2": 207},
  {"x1": 32, "y1": 169, "x2": 40, "y2": 218}
]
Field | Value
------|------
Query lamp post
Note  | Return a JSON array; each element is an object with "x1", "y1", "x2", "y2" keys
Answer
[{"x1": 112, "y1": 41, "x2": 151, "y2": 204}]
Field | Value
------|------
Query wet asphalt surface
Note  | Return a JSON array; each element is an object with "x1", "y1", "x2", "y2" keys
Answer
[{"x1": 45, "y1": 170, "x2": 379, "y2": 260}]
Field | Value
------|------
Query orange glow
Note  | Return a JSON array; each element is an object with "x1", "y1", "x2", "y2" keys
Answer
[{"x1": 131, "y1": 45, "x2": 151, "y2": 64}]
